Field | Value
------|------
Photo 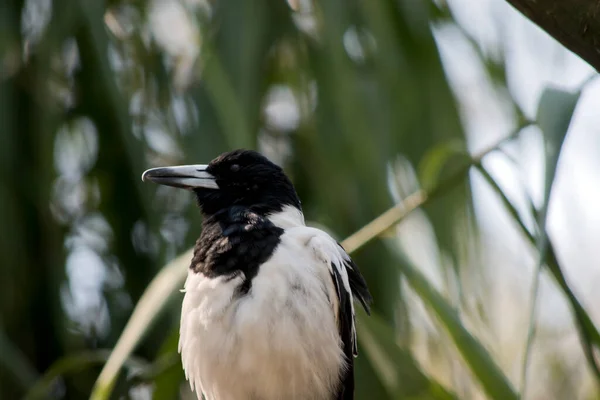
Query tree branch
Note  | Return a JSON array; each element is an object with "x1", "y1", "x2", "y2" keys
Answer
[{"x1": 505, "y1": 0, "x2": 600, "y2": 71}]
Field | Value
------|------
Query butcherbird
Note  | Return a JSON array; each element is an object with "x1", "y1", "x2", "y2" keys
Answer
[{"x1": 142, "y1": 149, "x2": 372, "y2": 400}]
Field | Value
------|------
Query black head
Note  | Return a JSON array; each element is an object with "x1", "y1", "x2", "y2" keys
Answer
[{"x1": 142, "y1": 149, "x2": 301, "y2": 216}]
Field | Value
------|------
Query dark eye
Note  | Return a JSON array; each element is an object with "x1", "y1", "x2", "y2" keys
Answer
[{"x1": 230, "y1": 164, "x2": 240, "y2": 172}]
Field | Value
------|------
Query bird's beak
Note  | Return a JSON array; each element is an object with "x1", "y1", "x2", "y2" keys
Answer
[{"x1": 141, "y1": 164, "x2": 219, "y2": 190}]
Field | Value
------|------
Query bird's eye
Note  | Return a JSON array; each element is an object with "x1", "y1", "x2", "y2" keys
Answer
[{"x1": 230, "y1": 164, "x2": 240, "y2": 172}]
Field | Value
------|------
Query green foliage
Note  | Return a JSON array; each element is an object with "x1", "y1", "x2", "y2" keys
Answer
[
  {"x1": 356, "y1": 310, "x2": 457, "y2": 399},
  {"x1": 520, "y1": 87, "x2": 584, "y2": 395},
  {"x1": 390, "y1": 249, "x2": 518, "y2": 400},
  {"x1": 1, "y1": 0, "x2": 598, "y2": 399}
]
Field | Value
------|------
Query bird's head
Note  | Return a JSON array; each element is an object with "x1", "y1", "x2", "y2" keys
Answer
[{"x1": 142, "y1": 149, "x2": 302, "y2": 217}]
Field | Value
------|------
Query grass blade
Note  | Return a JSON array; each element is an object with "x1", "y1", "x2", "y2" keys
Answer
[
  {"x1": 89, "y1": 249, "x2": 191, "y2": 400},
  {"x1": 0, "y1": 329, "x2": 38, "y2": 391},
  {"x1": 389, "y1": 247, "x2": 519, "y2": 400},
  {"x1": 475, "y1": 164, "x2": 600, "y2": 383},
  {"x1": 356, "y1": 309, "x2": 456, "y2": 399},
  {"x1": 520, "y1": 86, "x2": 582, "y2": 396},
  {"x1": 25, "y1": 351, "x2": 148, "y2": 400}
]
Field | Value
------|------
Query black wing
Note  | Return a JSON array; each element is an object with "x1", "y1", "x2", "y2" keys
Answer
[{"x1": 330, "y1": 245, "x2": 372, "y2": 400}]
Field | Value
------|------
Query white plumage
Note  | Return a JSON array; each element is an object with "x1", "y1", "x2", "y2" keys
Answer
[{"x1": 179, "y1": 208, "x2": 355, "y2": 400}]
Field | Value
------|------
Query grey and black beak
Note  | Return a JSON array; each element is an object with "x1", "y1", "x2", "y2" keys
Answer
[{"x1": 141, "y1": 165, "x2": 219, "y2": 190}]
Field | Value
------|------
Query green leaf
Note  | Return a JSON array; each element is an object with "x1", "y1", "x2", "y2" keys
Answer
[
  {"x1": 475, "y1": 164, "x2": 600, "y2": 384},
  {"x1": 519, "y1": 86, "x2": 582, "y2": 395},
  {"x1": 152, "y1": 328, "x2": 185, "y2": 399},
  {"x1": 89, "y1": 249, "x2": 191, "y2": 400},
  {"x1": 24, "y1": 351, "x2": 148, "y2": 400},
  {"x1": 389, "y1": 245, "x2": 519, "y2": 400},
  {"x1": 418, "y1": 139, "x2": 468, "y2": 191},
  {"x1": 199, "y1": 42, "x2": 254, "y2": 149},
  {"x1": 536, "y1": 87, "x2": 580, "y2": 214},
  {"x1": 0, "y1": 328, "x2": 38, "y2": 391},
  {"x1": 109, "y1": 332, "x2": 182, "y2": 398},
  {"x1": 356, "y1": 309, "x2": 456, "y2": 400}
]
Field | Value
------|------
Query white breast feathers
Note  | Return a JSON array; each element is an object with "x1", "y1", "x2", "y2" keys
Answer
[{"x1": 178, "y1": 226, "x2": 353, "y2": 400}]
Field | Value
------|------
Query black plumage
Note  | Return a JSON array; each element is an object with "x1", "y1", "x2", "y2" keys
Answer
[
  {"x1": 194, "y1": 150, "x2": 301, "y2": 216},
  {"x1": 191, "y1": 206, "x2": 284, "y2": 295},
  {"x1": 330, "y1": 245, "x2": 372, "y2": 400}
]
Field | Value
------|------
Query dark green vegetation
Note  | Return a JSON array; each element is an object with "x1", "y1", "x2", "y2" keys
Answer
[{"x1": 0, "y1": 0, "x2": 598, "y2": 399}]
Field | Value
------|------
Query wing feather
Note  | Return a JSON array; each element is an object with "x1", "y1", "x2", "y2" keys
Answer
[{"x1": 306, "y1": 232, "x2": 372, "y2": 400}]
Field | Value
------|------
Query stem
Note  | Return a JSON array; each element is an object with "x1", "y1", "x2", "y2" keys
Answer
[{"x1": 342, "y1": 126, "x2": 530, "y2": 253}]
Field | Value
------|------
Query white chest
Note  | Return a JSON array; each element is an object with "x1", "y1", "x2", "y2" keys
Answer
[{"x1": 178, "y1": 234, "x2": 344, "y2": 400}]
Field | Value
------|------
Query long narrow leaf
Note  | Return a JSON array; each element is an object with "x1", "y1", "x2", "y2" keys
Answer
[
  {"x1": 356, "y1": 310, "x2": 456, "y2": 399},
  {"x1": 520, "y1": 86, "x2": 582, "y2": 395},
  {"x1": 475, "y1": 165, "x2": 600, "y2": 382},
  {"x1": 145, "y1": 327, "x2": 184, "y2": 399},
  {"x1": 89, "y1": 249, "x2": 191, "y2": 400},
  {"x1": 0, "y1": 329, "x2": 38, "y2": 391},
  {"x1": 25, "y1": 351, "x2": 148, "y2": 400},
  {"x1": 537, "y1": 88, "x2": 580, "y2": 194},
  {"x1": 389, "y1": 246, "x2": 519, "y2": 400}
]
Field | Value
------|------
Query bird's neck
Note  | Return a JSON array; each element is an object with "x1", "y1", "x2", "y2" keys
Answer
[
  {"x1": 266, "y1": 204, "x2": 305, "y2": 229},
  {"x1": 199, "y1": 204, "x2": 305, "y2": 230}
]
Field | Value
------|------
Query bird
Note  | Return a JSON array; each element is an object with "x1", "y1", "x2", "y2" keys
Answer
[{"x1": 142, "y1": 149, "x2": 372, "y2": 400}]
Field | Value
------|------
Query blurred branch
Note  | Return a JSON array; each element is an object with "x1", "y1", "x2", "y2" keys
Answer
[
  {"x1": 342, "y1": 126, "x2": 530, "y2": 254},
  {"x1": 505, "y1": 0, "x2": 600, "y2": 71}
]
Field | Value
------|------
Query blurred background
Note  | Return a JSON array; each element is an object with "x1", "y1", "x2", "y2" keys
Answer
[{"x1": 1, "y1": 0, "x2": 599, "y2": 399}]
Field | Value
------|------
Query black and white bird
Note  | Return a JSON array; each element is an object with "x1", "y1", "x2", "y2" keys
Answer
[{"x1": 142, "y1": 149, "x2": 372, "y2": 400}]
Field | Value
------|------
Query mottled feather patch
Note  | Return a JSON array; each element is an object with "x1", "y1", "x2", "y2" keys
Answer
[{"x1": 191, "y1": 206, "x2": 284, "y2": 293}]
